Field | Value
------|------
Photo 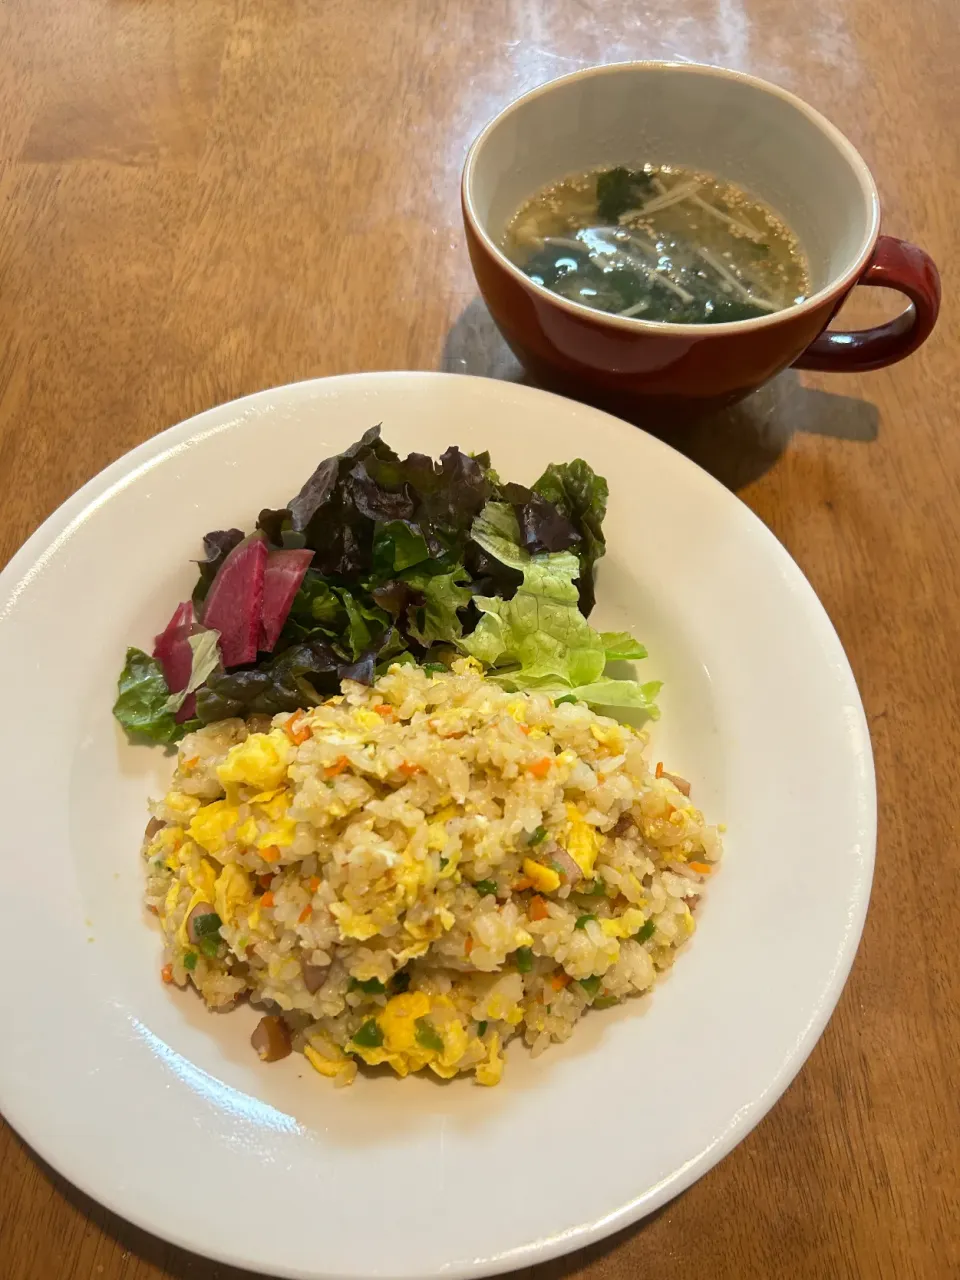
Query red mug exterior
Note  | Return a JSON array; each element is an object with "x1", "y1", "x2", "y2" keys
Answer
[{"x1": 794, "y1": 235, "x2": 941, "y2": 373}]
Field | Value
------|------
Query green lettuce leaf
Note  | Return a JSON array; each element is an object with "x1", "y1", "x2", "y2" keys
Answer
[
  {"x1": 533, "y1": 459, "x2": 608, "y2": 615},
  {"x1": 461, "y1": 504, "x2": 606, "y2": 687},
  {"x1": 550, "y1": 677, "x2": 661, "y2": 712},
  {"x1": 403, "y1": 565, "x2": 472, "y2": 647},
  {"x1": 599, "y1": 631, "x2": 648, "y2": 661},
  {"x1": 283, "y1": 575, "x2": 389, "y2": 659},
  {"x1": 113, "y1": 648, "x2": 183, "y2": 743},
  {"x1": 372, "y1": 521, "x2": 431, "y2": 575},
  {"x1": 460, "y1": 503, "x2": 659, "y2": 715}
]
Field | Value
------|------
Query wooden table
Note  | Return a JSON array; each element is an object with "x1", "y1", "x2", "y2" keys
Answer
[{"x1": 2, "y1": 1, "x2": 958, "y2": 1277}]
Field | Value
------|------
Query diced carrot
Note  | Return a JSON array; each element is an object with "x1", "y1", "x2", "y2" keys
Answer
[
  {"x1": 399, "y1": 761, "x2": 423, "y2": 777},
  {"x1": 528, "y1": 758, "x2": 552, "y2": 779},
  {"x1": 464, "y1": 935, "x2": 474, "y2": 956},
  {"x1": 551, "y1": 971, "x2": 571, "y2": 991},
  {"x1": 308, "y1": 875, "x2": 321, "y2": 892},
  {"x1": 512, "y1": 877, "x2": 533, "y2": 892},
  {"x1": 161, "y1": 963, "x2": 173, "y2": 984},
  {"x1": 373, "y1": 703, "x2": 395, "y2": 718},
  {"x1": 261, "y1": 845, "x2": 281, "y2": 863},
  {"x1": 688, "y1": 862, "x2": 712, "y2": 876},
  {"x1": 529, "y1": 895, "x2": 549, "y2": 921},
  {"x1": 284, "y1": 713, "x2": 311, "y2": 746},
  {"x1": 519, "y1": 724, "x2": 531, "y2": 735},
  {"x1": 655, "y1": 761, "x2": 664, "y2": 778},
  {"x1": 183, "y1": 755, "x2": 200, "y2": 770},
  {"x1": 325, "y1": 755, "x2": 350, "y2": 778},
  {"x1": 257, "y1": 873, "x2": 274, "y2": 889},
  {"x1": 147, "y1": 904, "x2": 158, "y2": 915},
  {"x1": 298, "y1": 905, "x2": 313, "y2": 924},
  {"x1": 261, "y1": 891, "x2": 275, "y2": 908}
]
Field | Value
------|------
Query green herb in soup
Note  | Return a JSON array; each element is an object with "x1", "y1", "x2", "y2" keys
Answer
[{"x1": 501, "y1": 164, "x2": 810, "y2": 324}]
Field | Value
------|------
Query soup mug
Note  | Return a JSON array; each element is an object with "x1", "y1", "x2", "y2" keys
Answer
[{"x1": 462, "y1": 62, "x2": 941, "y2": 417}]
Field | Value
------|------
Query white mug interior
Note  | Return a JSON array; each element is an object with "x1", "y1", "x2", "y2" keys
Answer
[{"x1": 465, "y1": 62, "x2": 881, "y2": 320}]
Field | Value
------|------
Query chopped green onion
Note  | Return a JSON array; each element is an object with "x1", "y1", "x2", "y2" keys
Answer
[
  {"x1": 192, "y1": 911, "x2": 222, "y2": 938},
  {"x1": 474, "y1": 879, "x2": 498, "y2": 897},
  {"x1": 415, "y1": 1017, "x2": 444, "y2": 1052},
  {"x1": 182, "y1": 951, "x2": 198, "y2": 971},
  {"x1": 351, "y1": 1018, "x2": 384, "y2": 1048},
  {"x1": 515, "y1": 946, "x2": 533, "y2": 973},
  {"x1": 584, "y1": 878, "x2": 607, "y2": 897},
  {"x1": 593, "y1": 995, "x2": 619, "y2": 1010},
  {"x1": 439, "y1": 856, "x2": 449, "y2": 869},
  {"x1": 635, "y1": 919, "x2": 656, "y2": 943},
  {"x1": 349, "y1": 976, "x2": 386, "y2": 994},
  {"x1": 550, "y1": 860, "x2": 565, "y2": 876},
  {"x1": 423, "y1": 662, "x2": 447, "y2": 676},
  {"x1": 554, "y1": 694, "x2": 578, "y2": 706},
  {"x1": 578, "y1": 975, "x2": 602, "y2": 997},
  {"x1": 477, "y1": 1020, "x2": 488, "y2": 1037},
  {"x1": 198, "y1": 935, "x2": 221, "y2": 958},
  {"x1": 528, "y1": 825, "x2": 548, "y2": 846},
  {"x1": 389, "y1": 969, "x2": 411, "y2": 994},
  {"x1": 574, "y1": 914, "x2": 596, "y2": 930}
]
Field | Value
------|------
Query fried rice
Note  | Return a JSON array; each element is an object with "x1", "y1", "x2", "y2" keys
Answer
[{"x1": 143, "y1": 657, "x2": 721, "y2": 1086}]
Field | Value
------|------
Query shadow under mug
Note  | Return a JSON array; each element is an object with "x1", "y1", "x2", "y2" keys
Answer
[{"x1": 462, "y1": 62, "x2": 941, "y2": 417}]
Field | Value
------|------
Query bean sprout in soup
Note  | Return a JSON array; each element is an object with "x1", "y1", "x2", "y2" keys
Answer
[{"x1": 501, "y1": 165, "x2": 810, "y2": 324}]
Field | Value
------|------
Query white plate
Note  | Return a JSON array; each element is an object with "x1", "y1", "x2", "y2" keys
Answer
[{"x1": 0, "y1": 373, "x2": 874, "y2": 1279}]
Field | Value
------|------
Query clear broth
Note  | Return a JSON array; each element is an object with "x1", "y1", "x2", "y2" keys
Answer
[{"x1": 501, "y1": 164, "x2": 810, "y2": 325}]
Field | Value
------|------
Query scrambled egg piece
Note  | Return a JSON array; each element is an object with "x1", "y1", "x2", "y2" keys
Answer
[
  {"x1": 330, "y1": 898, "x2": 407, "y2": 941},
  {"x1": 186, "y1": 855, "x2": 217, "y2": 902},
  {"x1": 304, "y1": 1042, "x2": 355, "y2": 1084},
  {"x1": 590, "y1": 722, "x2": 623, "y2": 750},
  {"x1": 215, "y1": 863, "x2": 252, "y2": 926},
  {"x1": 188, "y1": 800, "x2": 239, "y2": 855},
  {"x1": 163, "y1": 791, "x2": 201, "y2": 821},
  {"x1": 523, "y1": 857, "x2": 561, "y2": 894},
  {"x1": 475, "y1": 1031, "x2": 503, "y2": 1086},
  {"x1": 348, "y1": 992, "x2": 476, "y2": 1080},
  {"x1": 217, "y1": 730, "x2": 291, "y2": 791},
  {"x1": 351, "y1": 708, "x2": 382, "y2": 732},
  {"x1": 564, "y1": 804, "x2": 602, "y2": 876},
  {"x1": 252, "y1": 790, "x2": 297, "y2": 849},
  {"x1": 380, "y1": 991, "x2": 431, "y2": 1049},
  {"x1": 600, "y1": 907, "x2": 648, "y2": 939}
]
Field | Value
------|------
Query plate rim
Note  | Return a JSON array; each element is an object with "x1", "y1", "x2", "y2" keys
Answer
[{"x1": 0, "y1": 371, "x2": 876, "y2": 1279}]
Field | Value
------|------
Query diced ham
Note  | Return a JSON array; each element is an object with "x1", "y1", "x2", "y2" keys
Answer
[
  {"x1": 611, "y1": 813, "x2": 636, "y2": 838},
  {"x1": 201, "y1": 534, "x2": 268, "y2": 668},
  {"x1": 251, "y1": 1015, "x2": 292, "y2": 1062},
  {"x1": 662, "y1": 771, "x2": 691, "y2": 796},
  {"x1": 259, "y1": 550, "x2": 315, "y2": 652},
  {"x1": 548, "y1": 843, "x2": 583, "y2": 886},
  {"x1": 301, "y1": 956, "x2": 328, "y2": 994}
]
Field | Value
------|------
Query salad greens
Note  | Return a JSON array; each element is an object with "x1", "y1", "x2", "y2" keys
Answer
[
  {"x1": 113, "y1": 427, "x2": 660, "y2": 744},
  {"x1": 114, "y1": 648, "x2": 187, "y2": 744}
]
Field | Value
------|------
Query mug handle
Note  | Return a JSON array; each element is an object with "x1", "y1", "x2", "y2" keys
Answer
[{"x1": 793, "y1": 235, "x2": 941, "y2": 373}]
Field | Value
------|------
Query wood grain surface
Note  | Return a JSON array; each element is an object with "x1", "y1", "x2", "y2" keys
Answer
[{"x1": 1, "y1": 1, "x2": 958, "y2": 1277}]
